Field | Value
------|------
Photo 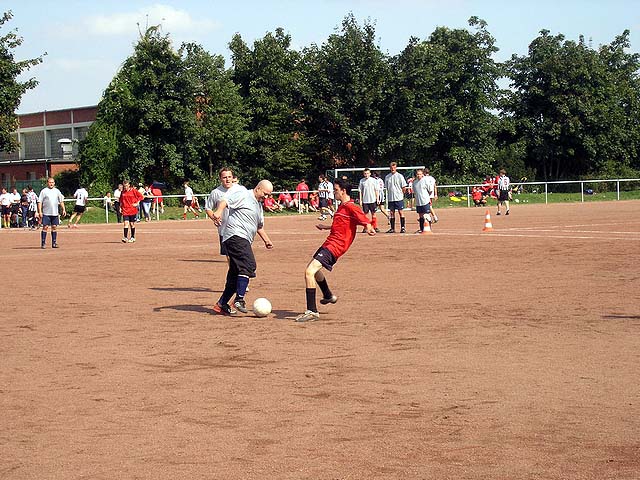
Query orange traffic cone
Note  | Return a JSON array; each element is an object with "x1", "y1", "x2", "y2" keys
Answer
[{"x1": 482, "y1": 210, "x2": 493, "y2": 232}]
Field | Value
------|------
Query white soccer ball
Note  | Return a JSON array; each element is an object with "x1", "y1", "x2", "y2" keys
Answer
[
  {"x1": 253, "y1": 297, "x2": 272, "y2": 317},
  {"x1": 515, "y1": 198, "x2": 520, "y2": 203}
]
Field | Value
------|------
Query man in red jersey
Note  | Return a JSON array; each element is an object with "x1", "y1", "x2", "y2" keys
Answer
[
  {"x1": 119, "y1": 180, "x2": 144, "y2": 243},
  {"x1": 295, "y1": 178, "x2": 375, "y2": 323}
]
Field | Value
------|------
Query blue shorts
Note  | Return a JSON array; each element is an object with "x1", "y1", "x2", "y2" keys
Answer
[
  {"x1": 362, "y1": 202, "x2": 377, "y2": 214},
  {"x1": 416, "y1": 204, "x2": 432, "y2": 214},
  {"x1": 388, "y1": 200, "x2": 404, "y2": 211},
  {"x1": 42, "y1": 215, "x2": 60, "y2": 226},
  {"x1": 313, "y1": 246, "x2": 337, "y2": 272}
]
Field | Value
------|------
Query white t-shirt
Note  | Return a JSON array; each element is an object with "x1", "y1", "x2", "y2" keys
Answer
[
  {"x1": 10, "y1": 192, "x2": 20, "y2": 204},
  {"x1": 38, "y1": 187, "x2": 65, "y2": 216},
  {"x1": 74, "y1": 188, "x2": 89, "y2": 206},
  {"x1": 0, "y1": 193, "x2": 11, "y2": 206},
  {"x1": 358, "y1": 177, "x2": 379, "y2": 204},
  {"x1": 384, "y1": 172, "x2": 407, "y2": 202},
  {"x1": 221, "y1": 186, "x2": 264, "y2": 243},
  {"x1": 113, "y1": 188, "x2": 121, "y2": 201},
  {"x1": 184, "y1": 185, "x2": 194, "y2": 201},
  {"x1": 498, "y1": 175, "x2": 510, "y2": 191},
  {"x1": 424, "y1": 175, "x2": 437, "y2": 199},
  {"x1": 413, "y1": 177, "x2": 431, "y2": 207}
]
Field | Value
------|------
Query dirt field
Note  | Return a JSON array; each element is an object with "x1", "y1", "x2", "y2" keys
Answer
[{"x1": 1, "y1": 201, "x2": 639, "y2": 479}]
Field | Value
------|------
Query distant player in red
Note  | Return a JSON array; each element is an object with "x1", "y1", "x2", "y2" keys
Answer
[
  {"x1": 119, "y1": 180, "x2": 144, "y2": 243},
  {"x1": 295, "y1": 178, "x2": 376, "y2": 322}
]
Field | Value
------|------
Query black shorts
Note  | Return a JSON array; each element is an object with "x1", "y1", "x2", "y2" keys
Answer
[
  {"x1": 1, "y1": 205, "x2": 10, "y2": 215},
  {"x1": 185, "y1": 199, "x2": 192, "y2": 207},
  {"x1": 388, "y1": 200, "x2": 404, "y2": 211},
  {"x1": 498, "y1": 190, "x2": 509, "y2": 202},
  {"x1": 313, "y1": 246, "x2": 337, "y2": 272},
  {"x1": 362, "y1": 202, "x2": 377, "y2": 214},
  {"x1": 219, "y1": 235, "x2": 227, "y2": 256},
  {"x1": 73, "y1": 205, "x2": 86, "y2": 214},
  {"x1": 299, "y1": 198, "x2": 309, "y2": 205},
  {"x1": 416, "y1": 204, "x2": 432, "y2": 214},
  {"x1": 319, "y1": 197, "x2": 329, "y2": 208},
  {"x1": 223, "y1": 235, "x2": 257, "y2": 278},
  {"x1": 123, "y1": 214, "x2": 137, "y2": 223}
]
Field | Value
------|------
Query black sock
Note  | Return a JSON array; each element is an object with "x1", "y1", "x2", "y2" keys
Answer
[
  {"x1": 131, "y1": 227, "x2": 135, "y2": 238},
  {"x1": 419, "y1": 217, "x2": 424, "y2": 231},
  {"x1": 305, "y1": 288, "x2": 317, "y2": 312},
  {"x1": 400, "y1": 217, "x2": 406, "y2": 229},
  {"x1": 41, "y1": 230, "x2": 46, "y2": 244},
  {"x1": 390, "y1": 218, "x2": 395, "y2": 230},
  {"x1": 317, "y1": 279, "x2": 332, "y2": 299},
  {"x1": 51, "y1": 231, "x2": 57, "y2": 244},
  {"x1": 124, "y1": 227, "x2": 128, "y2": 238}
]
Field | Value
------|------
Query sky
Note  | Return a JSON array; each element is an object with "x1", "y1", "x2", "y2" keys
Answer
[{"x1": 7, "y1": 0, "x2": 640, "y2": 114}]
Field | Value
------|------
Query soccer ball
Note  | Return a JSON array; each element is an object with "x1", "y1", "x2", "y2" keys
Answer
[
  {"x1": 253, "y1": 297, "x2": 272, "y2": 317},
  {"x1": 515, "y1": 198, "x2": 520, "y2": 203}
]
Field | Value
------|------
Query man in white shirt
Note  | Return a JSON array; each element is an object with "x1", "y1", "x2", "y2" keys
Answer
[
  {"x1": 68, "y1": 185, "x2": 89, "y2": 228},
  {"x1": 0, "y1": 187, "x2": 12, "y2": 228},
  {"x1": 37, "y1": 177, "x2": 66, "y2": 248},
  {"x1": 413, "y1": 169, "x2": 434, "y2": 234},
  {"x1": 358, "y1": 168, "x2": 380, "y2": 232},
  {"x1": 384, "y1": 162, "x2": 408, "y2": 233},
  {"x1": 496, "y1": 169, "x2": 511, "y2": 216},
  {"x1": 182, "y1": 180, "x2": 200, "y2": 220},
  {"x1": 113, "y1": 184, "x2": 123, "y2": 223},
  {"x1": 423, "y1": 168, "x2": 439, "y2": 223}
]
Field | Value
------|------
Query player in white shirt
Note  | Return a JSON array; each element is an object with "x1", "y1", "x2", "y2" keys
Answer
[
  {"x1": 37, "y1": 177, "x2": 67, "y2": 248},
  {"x1": 496, "y1": 169, "x2": 511, "y2": 215},
  {"x1": 182, "y1": 180, "x2": 200, "y2": 220},
  {"x1": 205, "y1": 167, "x2": 238, "y2": 257},
  {"x1": 412, "y1": 169, "x2": 434, "y2": 234},
  {"x1": 423, "y1": 168, "x2": 439, "y2": 223},
  {"x1": 68, "y1": 186, "x2": 89, "y2": 228},
  {"x1": 383, "y1": 162, "x2": 408, "y2": 233},
  {"x1": 0, "y1": 187, "x2": 12, "y2": 228},
  {"x1": 358, "y1": 168, "x2": 380, "y2": 232}
]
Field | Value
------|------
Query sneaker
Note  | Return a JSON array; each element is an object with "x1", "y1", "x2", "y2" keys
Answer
[
  {"x1": 320, "y1": 294, "x2": 338, "y2": 305},
  {"x1": 400, "y1": 227, "x2": 406, "y2": 233},
  {"x1": 67, "y1": 223, "x2": 71, "y2": 228},
  {"x1": 121, "y1": 237, "x2": 128, "y2": 243},
  {"x1": 41, "y1": 244, "x2": 46, "y2": 249},
  {"x1": 128, "y1": 237, "x2": 136, "y2": 243},
  {"x1": 361, "y1": 228, "x2": 367, "y2": 233},
  {"x1": 213, "y1": 303, "x2": 236, "y2": 316},
  {"x1": 295, "y1": 310, "x2": 320, "y2": 322},
  {"x1": 385, "y1": 228, "x2": 395, "y2": 233},
  {"x1": 505, "y1": 210, "x2": 510, "y2": 216},
  {"x1": 233, "y1": 299, "x2": 248, "y2": 313},
  {"x1": 318, "y1": 215, "x2": 327, "y2": 221},
  {"x1": 415, "y1": 230, "x2": 423, "y2": 234},
  {"x1": 374, "y1": 228, "x2": 380, "y2": 233},
  {"x1": 496, "y1": 212, "x2": 501, "y2": 216},
  {"x1": 72, "y1": 224, "x2": 78, "y2": 229},
  {"x1": 52, "y1": 243, "x2": 58, "y2": 248},
  {"x1": 433, "y1": 217, "x2": 439, "y2": 223}
]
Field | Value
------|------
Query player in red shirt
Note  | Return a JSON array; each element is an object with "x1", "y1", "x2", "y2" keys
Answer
[
  {"x1": 295, "y1": 178, "x2": 375, "y2": 322},
  {"x1": 119, "y1": 180, "x2": 144, "y2": 243}
]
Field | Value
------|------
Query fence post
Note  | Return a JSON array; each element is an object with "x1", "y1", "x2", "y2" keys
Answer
[
  {"x1": 580, "y1": 181, "x2": 584, "y2": 203},
  {"x1": 617, "y1": 180, "x2": 620, "y2": 200},
  {"x1": 545, "y1": 183, "x2": 548, "y2": 204},
  {"x1": 105, "y1": 202, "x2": 109, "y2": 224}
]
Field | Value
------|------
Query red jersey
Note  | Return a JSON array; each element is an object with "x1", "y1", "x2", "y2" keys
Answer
[
  {"x1": 120, "y1": 188, "x2": 144, "y2": 215},
  {"x1": 295, "y1": 182, "x2": 309, "y2": 200},
  {"x1": 263, "y1": 196, "x2": 276, "y2": 208},
  {"x1": 322, "y1": 200, "x2": 370, "y2": 259}
]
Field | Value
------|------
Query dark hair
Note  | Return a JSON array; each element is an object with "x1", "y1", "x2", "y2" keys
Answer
[{"x1": 334, "y1": 177, "x2": 350, "y2": 193}]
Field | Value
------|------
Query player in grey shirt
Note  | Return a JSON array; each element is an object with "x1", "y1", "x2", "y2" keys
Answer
[
  {"x1": 211, "y1": 180, "x2": 274, "y2": 315},
  {"x1": 37, "y1": 177, "x2": 66, "y2": 248},
  {"x1": 383, "y1": 162, "x2": 408, "y2": 233},
  {"x1": 205, "y1": 167, "x2": 236, "y2": 256}
]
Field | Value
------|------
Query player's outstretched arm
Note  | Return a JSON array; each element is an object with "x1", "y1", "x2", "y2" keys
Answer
[
  {"x1": 315, "y1": 224, "x2": 331, "y2": 230},
  {"x1": 257, "y1": 228, "x2": 273, "y2": 249}
]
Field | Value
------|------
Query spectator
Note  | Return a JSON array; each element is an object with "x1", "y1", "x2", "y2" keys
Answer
[
  {"x1": 308, "y1": 192, "x2": 319, "y2": 212},
  {"x1": 9, "y1": 187, "x2": 20, "y2": 227},
  {"x1": 113, "y1": 183, "x2": 123, "y2": 223},
  {"x1": 104, "y1": 192, "x2": 113, "y2": 211},
  {"x1": 295, "y1": 178, "x2": 310, "y2": 213},
  {"x1": 182, "y1": 180, "x2": 200, "y2": 220},
  {"x1": 140, "y1": 184, "x2": 153, "y2": 221},
  {"x1": 19, "y1": 188, "x2": 29, "y2": 228},
  {"x1": 37, "y1": 177, "x2": 66, "y2": 248},
  {"x1": 263, "y1": 193, "x2": 281, "y2": 213},
  {"x1": 0, "y1": 187, "x2": 11, "y2": 228},
  {"x1": 277, "y1": 191, "x2": 295, "y2": 210},
  {"x1": 472, "y1": 186, "x2": 487, "y2": 207},
  {"x1": 317, "y1": 174, "x2": 333, "y2": 220},
  {"x1": 151, "y1": 185, "x2": 164, "y2": 214}
]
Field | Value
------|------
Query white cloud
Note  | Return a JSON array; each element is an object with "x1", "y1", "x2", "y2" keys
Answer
[{"x1": 82, "y1": 4, "x2": 220, "y2": 36}]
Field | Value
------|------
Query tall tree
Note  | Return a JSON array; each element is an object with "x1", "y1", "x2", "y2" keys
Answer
[
  {"x1": 181, "y1": 43, "x2": 250, "y2": 181},
  {"x1": 0, "y1": 10, "x2": 44, "y2": 152},
  {"x1": 79, "y1": 26, "x2": 199, "y2": 191},
  {"x1": 229, "y1": 28, "x2": 311, "y2": 186},
  {"x1": 384, "y1": 17, "x2": 502, "y2": 180},
  {"x1": 303, "y1": 14, "x2": 390, "y2": 171},
  {"x1": 503, "y1": 30, "x2": 640, "y2": 179}
]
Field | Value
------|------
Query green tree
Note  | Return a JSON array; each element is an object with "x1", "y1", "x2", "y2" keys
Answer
[
  {"x1": 229, "y1": 29, "x2": 311, "y2": 187},
  {"x1": 0, "y1": 10, "x2": 44, "y2": 152},
  {"x1": 181, "y1": 43, "x2": 251, "y2": 182},
  {"x1": 503, "y1": 30, "x2": 640, "y2": 180},
  {"x1": 80, "y1": 27, "x2": 199, "y2": 191},
  {"x1": 302, "y1": 14, "x2": 390, "y2": 171},
  {"x1": 384, "y1": 17, "x2": 502, "y2": 180}
]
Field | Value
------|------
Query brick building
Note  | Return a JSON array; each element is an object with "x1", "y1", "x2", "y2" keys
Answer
[{"x1": 0, "y1": 105, "x2": 97, "y2": 189}]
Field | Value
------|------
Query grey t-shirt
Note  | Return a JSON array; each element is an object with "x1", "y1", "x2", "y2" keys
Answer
[
  {"x1": 206, "y1": 184, "x2": 239, "y2": 233},
  {"x1": 413, "y1": 177, "x2": 432, "y2": 207},
  {"x1": 38, "y1": 187, "x2": 65, "y2": 216},
  {"x1": 221, "y1": 186, "x2": 264, "y2": 243},
  {"x1": 384, "y1": 172, "x2": 407, "y2": 202}
]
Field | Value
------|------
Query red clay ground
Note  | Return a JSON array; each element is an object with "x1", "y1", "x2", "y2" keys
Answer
[{"x1": 1, "y1": 201, "x2": 639, "y2": 479}]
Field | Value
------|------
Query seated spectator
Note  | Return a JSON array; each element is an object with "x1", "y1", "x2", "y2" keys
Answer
[
  {"x1": 472, "y1": 186, "x2": 487, "y2": 207},
  {"x1": 278, "y1": 191, "x2": 295, "y2": 210},
  {"x1": 263, "y1": 194, "x2": 282, "y2": 213},
  {"x1": 308, "y1": 192, "x2": 319, "y2": 212}
]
